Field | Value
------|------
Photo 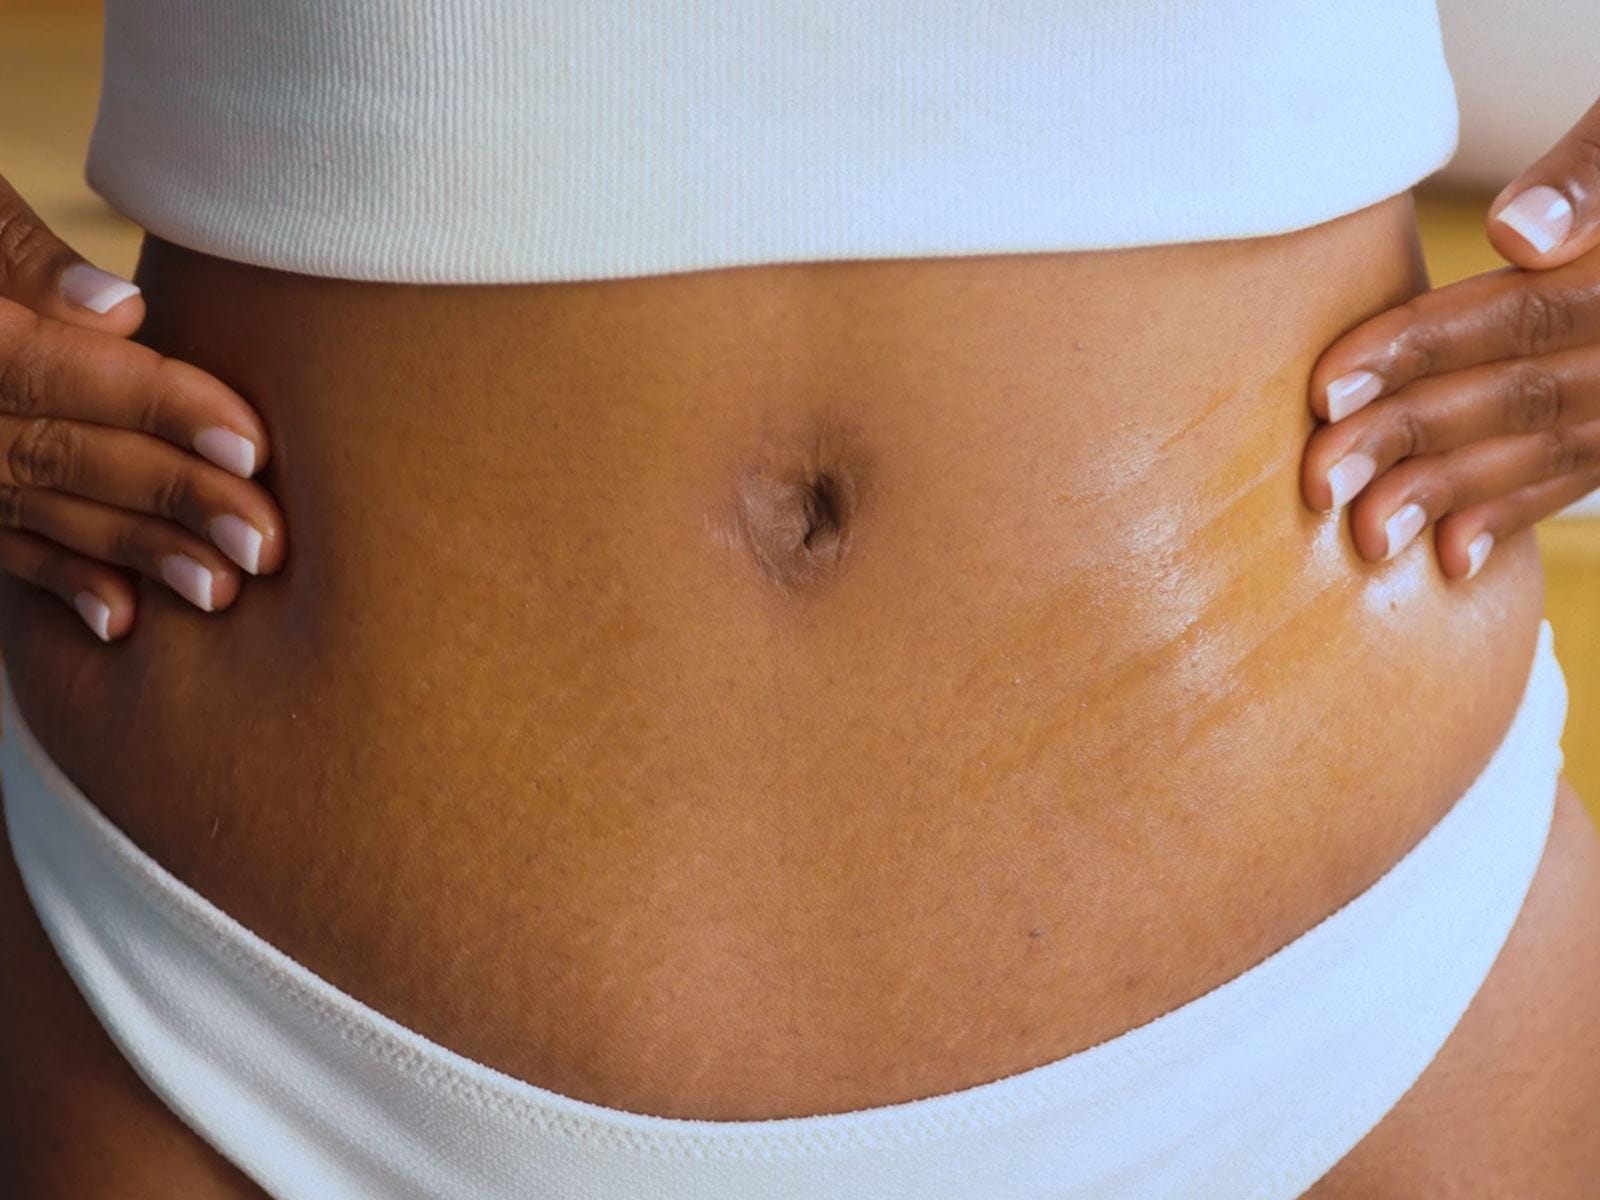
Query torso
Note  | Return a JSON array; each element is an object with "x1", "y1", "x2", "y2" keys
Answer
[{"x1": 5, "y1": 193, "x2": 1590, "y2": 1193}]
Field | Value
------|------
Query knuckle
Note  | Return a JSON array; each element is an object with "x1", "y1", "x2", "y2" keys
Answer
[
  {"x1": 1571, "y1": 428, "x2": 1600, "y2": 475},
  {"x1": 1410, "y1": 467, "x2": 1456, "y2": 516},
  {"x1": 0, "y1": 325, "x2": 50, "y2": 417},
  {"x1": 138, "y1": 357, "x2": 188, "y2": 436},
  {"x1": 1510, "y1": 287, "x2": 1573, "y2": 359},
  {"x1": 1389, "y1": 404, "x2": 1429, "y2": 459},
  {"x1": 1389, "y1": 307, "x2": 1442, "y2": 379},
  {"x1": 151, "y1": 467, "x2": 198, "y2": 524},
  {"x1": 0, "y1": 483, "x2": 26, "y2": 528},
  {"x1": 1543, "y1": 426, "x2": 1596, "y2": 477},
  {"x1": 1577, "y1": 427, "x2": 1600, "y2": 474},
  {"x1": 1505, "y1": 363, "x2": 1564, "y2": 433},
  {"x1": 7, "y1": 417, "x2": 78, "y2": 489},
  {"x1": 28, "y1": 547, "x2": 69, "y2": 595},
  {"x1": 107, "y1": 521, "x2": 148, "y2": 573},
  {"x1": 0, "y1": 208, "x2": 57, "y2": 294}
]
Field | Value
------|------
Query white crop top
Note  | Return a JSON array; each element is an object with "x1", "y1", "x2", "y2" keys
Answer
[{"x1": 86, "y1": 0, "x2": 1459, "y2": 285}]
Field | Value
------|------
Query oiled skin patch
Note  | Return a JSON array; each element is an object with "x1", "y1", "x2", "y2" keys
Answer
[{"x1": 2, "y1": 194, "x2": 1595, "y2": 1194}]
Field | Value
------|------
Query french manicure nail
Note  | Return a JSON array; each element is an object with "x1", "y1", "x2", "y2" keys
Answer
[
  {"x1": 1326, "y1": 370, "x2": 1383, "y2": 422},
  {"x1": 74, "y1": 590, "x2": 111, "y2": 641},
  {"x1": 160, "y1": 554, "x2": 215, "y2": 611},
  {"x1": 59, "y1": 262, "x2": 141, "y2": 314},
  {"x1": 1466, "y1": 531, "x2": 1495, "y2": 579},
  {"x1": 193, "y1": 427, "x2": 257, "y2": 478},
  {"x1": 208, "y1": 514, "x2": 263, "y2": 574},
  {"x1": 1327, "y1": 452, "x2": 1377, "y2": 511},
  {"x1": 1493, "y1": 185, "x2": 1574, "y2": 255},
  {"x1": 1383, "y1": 503, "x2": 1428, "y2": 560}
]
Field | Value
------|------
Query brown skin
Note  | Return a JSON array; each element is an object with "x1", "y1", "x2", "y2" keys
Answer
[
  {"x1": 0, "y1": 192, "x2": 1595, "y2": 1195},
  {"x1": 0, "y1": 174, "x2": 284, "y2": 633},
  {"x1": 0, "y1": 827, "x2": 267, "y2": 1198},
  {"x1": 7, "y1": 772, "x2": 1596, "y2": 1200},
  {"x1": 1312, "y1": 780, "x2": 1600, "y2": 1198},
  {"x1": 1302, "y1": 95, "x2": 1600, "y2": 577}
]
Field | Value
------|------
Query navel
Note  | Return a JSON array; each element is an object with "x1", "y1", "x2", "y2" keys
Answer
[{"x1": 730, "y1": 417, "x2": 872, "y2": 593}]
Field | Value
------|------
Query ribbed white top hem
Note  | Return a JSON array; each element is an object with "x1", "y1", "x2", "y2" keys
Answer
[{"x1": 86, "y1": 0, "x2": 1459, "y2": 283}]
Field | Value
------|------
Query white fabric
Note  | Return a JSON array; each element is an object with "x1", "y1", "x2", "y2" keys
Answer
[
  {"x1": 1434, "y1": 0, "x2": 1599, "y2": 193},
  {"x1": 0, "y1": 621, "x2": 1567, "y2": 1200},
  {"x1": 84, "y1": 0, "x2": 1459, "y2": 284}
]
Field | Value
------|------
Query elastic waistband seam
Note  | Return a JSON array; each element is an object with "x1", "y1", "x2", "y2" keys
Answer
[{"x1": 0, "y1": 620, "x2": 1566, "y2": 1159}]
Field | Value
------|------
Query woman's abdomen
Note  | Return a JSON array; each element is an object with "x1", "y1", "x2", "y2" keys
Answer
[{"x1": 0, "y1": 192, "x2": 1547, "y2": 1122}]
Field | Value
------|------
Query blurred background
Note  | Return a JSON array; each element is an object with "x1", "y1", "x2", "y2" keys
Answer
[{"x1": 1, "y1": 0, "x2": 1597, "y2": 811}]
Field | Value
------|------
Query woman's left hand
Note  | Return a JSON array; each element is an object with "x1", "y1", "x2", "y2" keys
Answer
[{"x1": 1301, "y1": 95, "x2": 1600, "y2": 580}]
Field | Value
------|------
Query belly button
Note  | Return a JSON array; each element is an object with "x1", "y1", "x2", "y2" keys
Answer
[
  {"x1": 724, "y1": 417, "x2": 875, "y2": 593},
  {"x1": 799, "y1": 473, "x2": 844, "y2": 555},
  {"x1": 734, "y1": 466, "x2": 861, "y2": 591}
]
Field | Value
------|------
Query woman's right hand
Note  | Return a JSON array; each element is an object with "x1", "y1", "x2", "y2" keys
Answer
[{"x1": 0, "y1": 174, "x2": 285, "y2": 641}]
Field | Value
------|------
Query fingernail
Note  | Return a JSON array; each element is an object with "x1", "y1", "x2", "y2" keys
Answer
[
  {"x1": 1326, "y1": 369, "x2": 1383, "y2": 422},
  {"x1": 208, "y1": 514, "x2": 263, "y2": 574},
  {"x1": 1383, "y1": 503, "x2": 1428, "y2": 560},
  {"x1": 1493, "y1": 185, "x2": 1574, "y2": 255},
  {"x1": 160, "y1": 554, "x2": 214, "y2": 611},
  {"x1": 1327, "y1": 452, "x2": 1377, "y2": 511},
  {"x1": 193, "y1": 427, "x2": 257, "y2": 478},
  {"x1": 1466, "y1": 531, "x2": 1495, "y2": 579},
  {"x1": 74, "y1": 590, "x2": 111, "y2": 641},
  {"x1": 59, "y1": 262, "x2": 141, "y2": 314}
]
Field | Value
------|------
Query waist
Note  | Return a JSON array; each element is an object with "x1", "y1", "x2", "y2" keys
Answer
[
  {"x1": 0, "y1": 622, "x2": 1568, "y2": 1189},
  {"x1": 0, "y1": 194, "x2": 1550, "y2": 1116}
]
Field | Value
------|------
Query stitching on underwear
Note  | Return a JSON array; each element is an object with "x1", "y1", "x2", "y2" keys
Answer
[{"x1": 0, "y1": 627, "x2": 1563, "y2": 1162}]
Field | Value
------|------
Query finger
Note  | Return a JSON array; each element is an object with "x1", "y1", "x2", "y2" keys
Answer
[
  {"x1": 0, "y1": 301, "x2": 268, "y2": 478},
  {"x1": 0, "y1": 484, "x2": 244, "y2": 614},
  {"x1": 0, "y1": 526, "x2": 136, "y2": 641},
  {"x1": 1487, "y1": 94, "x2": 1600, "y2": 269},
  {"x1": 1307, "y1": 258, "x2": 1600, "y2": 421},
  {"x1": 1302, "y1": 342, "x2": 1600, "y2": 511},
  {"x1": 0, "y1": 416, "x2": 284, "y2": 575},
  {"x1": 1435, "y1": 472, "x2": 1600, "y2": 580},
  {"x1": 0, "y1": 173, "x2": 144, "y2": 333},
  {"x1": 1342, "y1": 419, "x2": 1600, "y2": 563}
]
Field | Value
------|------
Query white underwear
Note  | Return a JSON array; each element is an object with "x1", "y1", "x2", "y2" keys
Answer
[{"x1": 0, "y1": 620, "x2": 1568, "y2": 1200}]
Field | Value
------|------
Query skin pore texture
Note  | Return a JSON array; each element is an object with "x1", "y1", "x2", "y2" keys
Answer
[{"x1": 3, "y1": 193, "x2": 1599, "y2": 1195}]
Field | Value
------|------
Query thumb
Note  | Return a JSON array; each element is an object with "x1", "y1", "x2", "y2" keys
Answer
[
  {"x1": 1487, "y1": 94, "x2": 1600, "y2": 270},
  {"x1": 0, "y1": 171, "x2": 144, "y2": 333}
]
